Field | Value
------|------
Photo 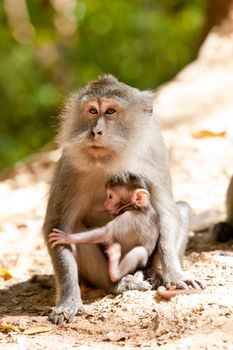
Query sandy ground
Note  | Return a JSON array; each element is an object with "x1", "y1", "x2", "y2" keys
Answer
[
  {"x1": 1, "y1": 25, "x2": 233, "y2": 348},
  {"x1": 0, "y1": 107, "x2": 233, "y2": 349}
]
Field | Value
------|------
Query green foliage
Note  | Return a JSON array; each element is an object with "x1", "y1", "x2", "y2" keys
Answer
[{"x1": 0, "y1": 0, "x2": 205, "y2": 171}]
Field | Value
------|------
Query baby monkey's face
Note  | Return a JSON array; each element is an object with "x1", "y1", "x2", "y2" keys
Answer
[
  {"x1": 104, "y1": 184, "x2": 150, "y2": 216},
  {"x1": 104, "y1": 186, "x2": 131, "y2": 216}
]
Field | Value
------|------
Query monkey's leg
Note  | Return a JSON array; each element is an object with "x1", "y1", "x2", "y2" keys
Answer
[
  {"x1": 76, "y1": 243, "x2": 112, "y2": 290},
  {"x1": 105, "y1": 242, "x2": 122, "y2": 282},
  {"x1": 226, "y1": 176, "x2": 233, "y2": 224},
  {"x1": 211, "y1": 176, "x2": 233, "y2": 242},
  {"x1": 176, "y1": 201, "x2": 191, "y2": 263},
  {"x1": 108, "y1": 244, "x2": 148, "y2": 282},
  {"x1": 76, "y1": 243, "x2": 151, "y2": 292}
]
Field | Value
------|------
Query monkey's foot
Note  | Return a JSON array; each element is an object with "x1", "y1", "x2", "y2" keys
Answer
[
  {"x1": 143, "y1": 267, "x2": 164, "y2": 289},
  {"x1": 114, "y1": 273, "x2": 152, "y2": 293},
  {"x1": 164, "y1": 272, "x2": 205, "y2": 290},
  {"x1": 49, "y1": 300, "x2": 85, "y2": 325}
]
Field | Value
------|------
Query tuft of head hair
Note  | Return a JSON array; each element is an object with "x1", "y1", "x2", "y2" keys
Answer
[
  {"x1": 106, "y1": 173, "x2": 148, "y2": 192},
  {"x1": 79, "y1": 74, "x2": 134, "y2": 101}
]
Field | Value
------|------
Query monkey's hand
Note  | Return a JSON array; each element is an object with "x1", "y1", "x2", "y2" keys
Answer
[
  {"x1": 48, "y1": 228, "x2": 72, "y2": 249},
  {"x1": 164, "y1": 271, "x2": 204, "y2": 290},
  {"x1": 49, "y1": 300, "x2": 86, "y2": 325}
]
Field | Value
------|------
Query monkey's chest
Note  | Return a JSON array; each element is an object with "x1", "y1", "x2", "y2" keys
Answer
[
  {"x1": 84, "y1": 198, "x2": 110, "y2": 228},
  {"x1": 83, "y1": 210, "x2": 110, "y2": 228},
  {"x1": 81, "y1": 177, "x2": 110, "y2": 228}
]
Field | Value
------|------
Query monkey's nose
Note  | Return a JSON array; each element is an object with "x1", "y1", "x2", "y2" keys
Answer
[{"x1": 92, "y1": 127, "x2": 103, "y2": 136}]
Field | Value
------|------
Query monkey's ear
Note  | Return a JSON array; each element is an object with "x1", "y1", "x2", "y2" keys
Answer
[
  {"x1": 140, "y1": 91, "x2": 156, "y2": 115},
  {"x1": 57, "y1": 92, "x2": 80, "y2": 145},
  {"x1": 133, "y1": 189, "x2": 150, "y2": 207}
]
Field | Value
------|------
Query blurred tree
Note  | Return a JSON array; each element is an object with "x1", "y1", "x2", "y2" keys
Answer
[
  {"x1": 201, "y1": 0, "x2": 233, "y2": 42},
  {"x1": 0, "y1": 0, "x2": 206, "y2": 170}
]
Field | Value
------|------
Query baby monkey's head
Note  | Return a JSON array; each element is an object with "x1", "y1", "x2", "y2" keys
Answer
[{"x1": 104, "y1": 174, "x2": 150, "y2": 216}]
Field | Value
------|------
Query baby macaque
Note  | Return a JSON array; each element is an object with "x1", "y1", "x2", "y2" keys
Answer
[{"x1": 48, "y1": 176, "x2": 159, "y2": 283}]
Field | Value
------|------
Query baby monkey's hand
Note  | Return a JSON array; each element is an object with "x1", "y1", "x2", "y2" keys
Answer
[{"x1": 48, "y1": 228, "x2": 71, "y2": 249}]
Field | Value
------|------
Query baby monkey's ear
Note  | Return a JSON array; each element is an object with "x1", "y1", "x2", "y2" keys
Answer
[{"x1": 133, "y1": 189, "x2": 150, "y2": 207}]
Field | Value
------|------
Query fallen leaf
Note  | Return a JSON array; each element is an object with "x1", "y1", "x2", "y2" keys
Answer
[
  {"x1": 0, "y1": 268, "x2": 13, "y2": 281},
  {"x1": 192, "y1": 130, "x2": 226, "y2": 139},
  {"x1": 0, "y1": 319, "x2": 51, "y2": 335},
  {"x1": 0, "y1": 320, "x2": 21, "y2": 333},
  {"x1": 23, "y1": 326, "x2": 52, "y2": 335}
]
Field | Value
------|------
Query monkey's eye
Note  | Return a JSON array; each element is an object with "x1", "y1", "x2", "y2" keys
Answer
[
  {"x1": 105, "y1": 108, "x2": 116, "y2": 115},
  {"x1": 89, "y1": 107, "x2": 98, "y2": 115},
  {"x1": 108, "y1": 193, "x2": 113, "y2": 199}
]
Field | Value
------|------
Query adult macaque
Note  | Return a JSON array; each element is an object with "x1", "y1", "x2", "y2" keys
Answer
[
  {"x1": 43, "y1": 74, "x2": 203, "y2": 325},
  {"x1": 48, "y1": 176, "x2": 159, "y2": 283},
  {"x1": 212, "y1": 176, "x2": 233, "y2": 242}
]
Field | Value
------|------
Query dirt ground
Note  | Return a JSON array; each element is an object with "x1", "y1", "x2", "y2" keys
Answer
[
  {"x1": 1, "y1": 26, "x2": 233, "y2": 348},
  {"x1": 1, "y1": 107, "x2": 233, "y2": 349}
]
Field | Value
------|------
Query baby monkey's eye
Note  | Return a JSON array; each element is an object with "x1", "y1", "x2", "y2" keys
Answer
[
  {"x1": 108, "y1": 193, "x2": 113, "y2": 199},
  {"x1": 89, "y1": 107, "x2": 98, "y2": 114},
  {"x1": 105, "y1": 108, "x2": 116, "y2": 115}
]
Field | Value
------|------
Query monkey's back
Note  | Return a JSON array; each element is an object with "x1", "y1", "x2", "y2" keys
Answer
[{"x1": 111, "y1": 209, "x2": 159, "y2": 257}]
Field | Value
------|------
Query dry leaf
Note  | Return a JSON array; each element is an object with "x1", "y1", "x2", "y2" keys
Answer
[
  {"x1": 0, "y1": 268, "x2": 13, "y2": 281},
  {"x1": 0, "y1": 320, "x2": 21, "y2": 333},
  {"x1": 23, "y1": 326, "x2": 52, "y2": 335},
  {"x1": 192, "y1": 130, "x2": 226, "y2": 139},
  {"x1": 0, "y1": 319, "x2": 51, "y2": 335}
]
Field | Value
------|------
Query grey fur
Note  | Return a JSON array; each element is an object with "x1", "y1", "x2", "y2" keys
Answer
[{"x1": 43, "y1": 75, "x2": 203, "y2": 325}]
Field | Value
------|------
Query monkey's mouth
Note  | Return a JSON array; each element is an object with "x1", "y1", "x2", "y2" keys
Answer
[
  {"x1": 87, "y1": 144, "x2": 109, "y2": 157},
  {"x1": 89, "y1": 145, "x2": 107, "y2": 152},
  {"x1": 90, "y1": 145, "x2": 106, "y2": 149}
]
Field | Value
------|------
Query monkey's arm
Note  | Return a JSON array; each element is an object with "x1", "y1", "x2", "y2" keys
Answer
[
  {"x1": 43, "y1": 157, "x2": 84, "y2": 324},
  {"x1": 147, "y1": 127, "x2": 203, "y2": 289},
  {"x1": 50, "y1": 213, "x2": 128, "y2": 248},
  {"x1": 48, "y1": 227, "x2": 112, "y2": 249}
]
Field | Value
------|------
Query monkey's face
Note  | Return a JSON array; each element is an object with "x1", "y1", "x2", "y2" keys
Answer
[
  {"x1": 104, "y1": 188, "x2": 121, "y2": 215},
  {"x1": 79, "y1": 97, "x2": 129, "y2": 159},
  {"x1": 59, "y1": 75, "x2": 155, "y2": 163},
  {"x1": 104, "y1": 186, "x2": 131, "y2": 216}
]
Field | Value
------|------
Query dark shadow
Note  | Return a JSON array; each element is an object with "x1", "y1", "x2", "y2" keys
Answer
[
  {"x1": 0, "y1": 275, "x2": 55, "y2": 317},
  {"x1": 0, "y1": 275, "x2": 107, "y2": 318},
  {"x1": 186, "y1": 231, "x2": 233, "y2": 254}
]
